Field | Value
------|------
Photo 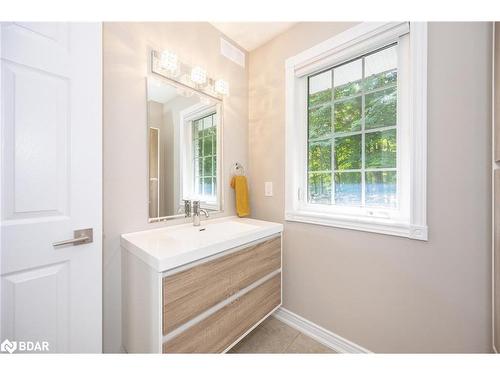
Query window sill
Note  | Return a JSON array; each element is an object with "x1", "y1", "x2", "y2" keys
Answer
[{"x1": 285, "y1": 210, "x2": 428, "y2": 240}]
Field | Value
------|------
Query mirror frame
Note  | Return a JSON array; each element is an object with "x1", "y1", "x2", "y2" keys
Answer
[{"x1": 146, "y1": 75, "x2": 224, "y2": 223}]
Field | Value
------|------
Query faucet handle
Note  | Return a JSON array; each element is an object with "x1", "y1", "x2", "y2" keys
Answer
[{"x1": 183, "y1": 199, "x2": 192, "y2": 217}]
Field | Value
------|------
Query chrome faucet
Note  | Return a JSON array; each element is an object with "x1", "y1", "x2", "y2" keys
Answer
[{"x1": 192, "y1": 200, "x2": 209, "y2": 226}]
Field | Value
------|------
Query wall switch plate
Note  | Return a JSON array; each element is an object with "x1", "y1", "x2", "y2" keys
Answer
[{"x1": 265, "y1": 182, "x2": 273, "y2": 197}]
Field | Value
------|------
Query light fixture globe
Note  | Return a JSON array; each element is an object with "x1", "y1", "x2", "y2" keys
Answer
[
  {"x1": 214, "y1": 79, "x2": 229, "y2": 96},
  {"x1": 159, "y1": 50, "x2": 178, "y2": 74},
  {"x1": 190, "y1": 66, "x2": 207, "y2": 85}
]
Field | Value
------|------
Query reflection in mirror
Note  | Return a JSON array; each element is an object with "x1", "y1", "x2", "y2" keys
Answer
[{"x1": 147, "y1": 77, "x2": 222, "y2": 221}]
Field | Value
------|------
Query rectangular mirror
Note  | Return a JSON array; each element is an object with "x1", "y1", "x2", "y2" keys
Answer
[{"x1": 147, "y1": 77, "x2": 223, "y2": 221}]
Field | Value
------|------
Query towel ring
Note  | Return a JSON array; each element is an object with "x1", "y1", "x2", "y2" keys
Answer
[{"x1": 232, "y1": 162, "x2": 245, "y2": 176}]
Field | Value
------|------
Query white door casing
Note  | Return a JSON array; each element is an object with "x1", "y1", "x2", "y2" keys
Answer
[{"x1": 0, "y1": 22, "x2": 102, "y2": 353}]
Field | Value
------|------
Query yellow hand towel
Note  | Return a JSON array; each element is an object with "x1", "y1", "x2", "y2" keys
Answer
[{"x1": 230, "y1": 175, "x2": 250, "y2": 217}]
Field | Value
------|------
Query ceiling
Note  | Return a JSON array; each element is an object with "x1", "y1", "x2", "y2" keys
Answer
[
  {"x1": 147, "y1": 78, "x2": 178, "y2": 104},
  {"x1": 210, "y1": 22, "x2": 297, "y2": 51}
]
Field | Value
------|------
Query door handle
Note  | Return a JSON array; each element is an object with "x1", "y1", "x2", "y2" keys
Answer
[{"x1": 53, "y1": 228, "x2": 93, "y2": 248}]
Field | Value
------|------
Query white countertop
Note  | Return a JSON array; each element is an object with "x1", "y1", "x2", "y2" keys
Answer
[{"x1": 120, "y1": 216, "x2": 283, "y2": 272}]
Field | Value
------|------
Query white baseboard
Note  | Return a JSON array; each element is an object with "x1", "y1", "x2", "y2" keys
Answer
[{"x1": 273, "y1": 307, "x2": 371, "y2": 353}]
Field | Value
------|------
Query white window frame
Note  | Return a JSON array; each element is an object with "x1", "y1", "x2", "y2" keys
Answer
[
  {"x1": 285, "y1": 22, "x2": 428, "y2": 240},
  {"x1": 179, "y1": 102, "x2": 221, "y2": 211}
]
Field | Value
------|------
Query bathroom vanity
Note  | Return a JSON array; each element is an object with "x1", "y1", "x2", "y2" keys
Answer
[{"x1": 121, "y1": 217, "x2": 283, "y2": 353}]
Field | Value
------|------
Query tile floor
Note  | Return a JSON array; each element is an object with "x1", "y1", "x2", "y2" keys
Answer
[{"x1": 229, "y1": 316, "x2": 335, "y2": 353}]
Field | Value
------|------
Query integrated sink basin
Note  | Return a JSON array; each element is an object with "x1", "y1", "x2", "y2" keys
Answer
[{"x1": 121, "y1": 216, "x2": 283, "y2": 272}]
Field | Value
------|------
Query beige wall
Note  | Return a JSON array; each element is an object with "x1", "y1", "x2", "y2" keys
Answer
[
  {"x1": 248, "y1": 22, "x2": 493, "y2": 352},
  {"x1": 103, "y1": 22, "x2": 248, "y2": 352}
]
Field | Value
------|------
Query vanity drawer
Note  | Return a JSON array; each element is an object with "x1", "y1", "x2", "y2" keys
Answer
[
  {"x1": 163, "y1": 273, "x2": 281, "y2": 353},
  {"x1": 162, "y1": 235, "x2": 281, "y2": 334}
]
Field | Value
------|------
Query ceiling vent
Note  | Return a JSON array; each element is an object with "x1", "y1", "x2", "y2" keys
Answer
[{"x1": 220, "y1": 38, "x2": 245, "y2": 68}]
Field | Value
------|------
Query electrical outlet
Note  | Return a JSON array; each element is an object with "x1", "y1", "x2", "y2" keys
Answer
[{"x1": 265, "y1": 182, "x2": 273, "y2": 197}]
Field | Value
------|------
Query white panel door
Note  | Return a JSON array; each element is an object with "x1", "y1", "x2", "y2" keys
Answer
[{"x1": 0, "y1": 22, "x2": 102, "y2": 353}]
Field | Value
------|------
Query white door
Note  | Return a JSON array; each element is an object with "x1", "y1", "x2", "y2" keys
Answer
[{"x1": 0, "y1": 22, "x2": 102, "y2": 353}]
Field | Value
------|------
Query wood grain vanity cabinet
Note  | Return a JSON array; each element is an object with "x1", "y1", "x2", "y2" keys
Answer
[{"x1": 121, "y1": 219, "x2": 283, "y2": 353}]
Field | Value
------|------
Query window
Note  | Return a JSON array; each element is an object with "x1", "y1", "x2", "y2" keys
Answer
[
  {"x1": 179, "y1": 102, "x2": 221, "y2": 211},
  {"x1": 285, "y1": 22, "x2": 428, "y2": 240},
  {"x1": 308, "y1": 45, "x2": 398, "y2": 209},
  {"x1": 192, "y1": 112, "x2": 217, "y2": 202}
]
